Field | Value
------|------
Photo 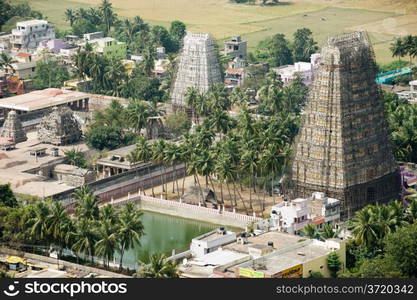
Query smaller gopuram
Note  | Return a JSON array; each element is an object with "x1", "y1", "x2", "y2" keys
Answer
[
  {"x1": 37, "y1": 106, "x2": 82, "y2": 145},
  {"x1": 0, "y1": 110, "x2": 27, "y2": 143}
]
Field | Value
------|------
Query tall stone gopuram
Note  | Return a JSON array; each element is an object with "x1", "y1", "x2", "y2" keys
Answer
[
  {"x1": 170, "y1": 32, "x2": 222, "y2": 107},
  {"x1": 289, "y1": 31, "x2": 400, "y2": 220}
]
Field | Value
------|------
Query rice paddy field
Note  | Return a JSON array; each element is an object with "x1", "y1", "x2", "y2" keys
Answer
[{"x1": 20, "y1": 0, "x2": 417, "y2": 64}]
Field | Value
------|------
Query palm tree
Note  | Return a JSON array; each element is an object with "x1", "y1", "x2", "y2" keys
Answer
[
  {"x1": 117, "y1": 203, "x2": 144, "y2": 271},
  {"x1": 230, "y1": 87, "x2": 248, "y2": 107},
  {"x1": 302, "y1": 224, "x2": 320, "y2": 239},
  {"x1": 100, "y1": 205, "x2": 118, "y2": 225},
  {"x1": 210, "y1": 109, "x2": 232, "y2": 136},
  {"x1": 137, "y1": 253, "x2": 179, "y2": 278},
  {"x1": 373, "y1": 205, "x2": 397, "y2": 240},
  {"x1": 408, "y1": 37, "x2": 417, "y2": 61},
  {"x1": 127, "y1": 99, "x2": 150, "y2": 134},
  {"x1": 163, "y1": 143, "x2": 182, "y2": 195},
  {"x1": 73, "y1": 185, "x2": 100, "y2": 220},
  {"x1": 179, "y1": 133, "x2": 198, "y2": 195},
  {"x1": 215, "y1": 153, "x2": 236, "y2": 208},
  {"x1": 260, "y1": 144, "x2": 286, "y2": 205},
  {"x1": 195, "y1": 121, "x2": 215, "y2": 149},
  {"x1": 71, "y1": 218, "x2": 98, "y2": 263},
  {"x1": 207, "y1": 84, "x2": 230, "y2": 111},
  {"x1": 47, "y1": 200, "x2": 72, "y2": 260},
  {"x1": 96, "y1": 219, "x2": 119, "y2": 268},
  {"x1": 99, "y1": 0, "x2": 117, "y2": 34},
  {"x1": 127, "y1": 136, "x2": 154, "y2": 196},
  {"x1": 403, "y1": 35, "x2": 416, "y2": 63},
  {"x1": 319, "y1": 223, "x2": 341, "y2": 240},
  {"x1": 198, "y1": 149, "x2": 217, "y2": 202},
  {"x1": 29, "y1": 201, "x2": 51, "y2": 242},
  {"x1": 65, "y1": 8, "x2": 76, "y2": 26},
  {"x1": 104, "y1": 59, "x2": 125, "y2": 94},
  {"x1": 406, "y1": 199, "x2": 417, "y2": 222},
  {"x1": 237, "y1": 107, "x2": 255, "y2": 139},
  {"x1": 390, "y1": 38, "x2": 407, "y2": 61},
  {"x1": 241, "y1": 145, "x2": 259, "y2": 210},
  {"x1": 351, "y1": 206, "x2": 379, "y2": 248},
  {"x1": 64, "y1": 148, "x2": 87, "y2": 168},
  {"x1": 119, "y1": 19, "x2": 136, "y2": 45},
  {"x1": 387, "y1": 200, "x2": 406, "y2": 229},
  {"x1": 187, "y1": 152, "x2": 206, "y2": 204},
  {"x1": 0, "y1": 53, "x2": 17, "y2": 76},
  {"x1": 89, "y1": 54, "x2": 107, "y2": 92},
  {"x1": 151, "y1": 139, "x2": 169, "y2": 193},
  {"x1": 141, "y1": 45, "x2": 156, "y2": 76},
  {"x1": 185, "y1": 87, "x2": 199, "y2": 123}
]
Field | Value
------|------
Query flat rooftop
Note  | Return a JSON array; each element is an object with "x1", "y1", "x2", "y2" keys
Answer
[
  {"x1": 0, "y1": 131, "x2": 88, "y2": 197},
  {"x1": 196, "y1": 230, "x2": 235, "y2": 242},
  {"x1": 224, "y1": 231, "x2": 302, "y2": 254},
  {"x1": 106, "y1": 144, "x2": 137, "y2": 157},
  {"x1": 193, "y1": 249, "x2": 248, "y2": 266},
  {"x1": 237, "y1": 240, "x2": 335, "y2": 276},
  {"x1": 0, "y1": 88, "x2": 89, "y2": 112},
  {"x1": 54, "y1": 164, "x2": 90, "y2": 176},
  {"x1": 16, "y1": 19, "x2": 48, "y2": 26}
]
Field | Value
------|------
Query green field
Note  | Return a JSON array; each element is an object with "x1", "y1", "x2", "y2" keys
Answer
[
  {"x1": 239, "y1": 6, "x2": 398, "y2": 63},
  {"x1": 19, "y1": 0, "x2": 413, "y2": 63}
]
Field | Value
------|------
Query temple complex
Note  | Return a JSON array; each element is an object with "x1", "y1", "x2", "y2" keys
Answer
[
  {"x1": 37, "y1": 106, "x2": 82, "y2": 145},
  {"x1": 170, "y1": 32, "x2": 222, "y2": 107},
  {"x1": 288, "y1": 31, "x2": 401, "y2": 220},
  {"x1": 0, "y1": 110, "x2": 27, "y2": 143}
]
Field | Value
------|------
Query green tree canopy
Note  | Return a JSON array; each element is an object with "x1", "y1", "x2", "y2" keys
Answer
[
  {"x1": 164, "y1": 111, "x2": 191, "y2": 138},
  {"x1": 292, "y1": 28, "x2": 318, "y2": 62},
  {"x1": 0, "y1": 184, "x2": 17, "y2": 208},
  {"x1": 33, "y1": 56, "x2": 70, "y2": 90},
  {"x1": 384, "y1": 222, "x2": 417, "y2": 277}
]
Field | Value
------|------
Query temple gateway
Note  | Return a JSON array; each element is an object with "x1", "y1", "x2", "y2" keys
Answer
[{"x1": 288, "y1": 32, "x2": 401, "y2": 220}]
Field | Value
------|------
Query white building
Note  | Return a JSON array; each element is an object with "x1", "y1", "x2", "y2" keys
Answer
[
  {"x1": 273, "y1": 53, "x2": 320, "y2": 86},
  {"x1": 190, "y1": 228, "x2": 236, "y2": 258},
  {"x1": 10, "y1": 20, "x2": 55, "y2": 50},
  {"x1": 270, "y1": 198, "x2": 311, "y2": 235},
  {"x1": 309, "y1": 192, "x2": 341, "y2": 227},
  {"x1": 83, "y1": 31, "x2": 104, "y2": 42},
  {"x1": 270, "y1": 192, "x2": 341, "y2": 233}
]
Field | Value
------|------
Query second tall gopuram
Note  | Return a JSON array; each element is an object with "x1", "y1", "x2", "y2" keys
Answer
[{"x1": 289, "y1": 31, "x2": 401, "y2": 220}]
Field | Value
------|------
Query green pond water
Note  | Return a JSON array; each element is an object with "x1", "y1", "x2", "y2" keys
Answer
[{"x1": 115, "y1": 211, "x2": 220, "y2": 269}]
